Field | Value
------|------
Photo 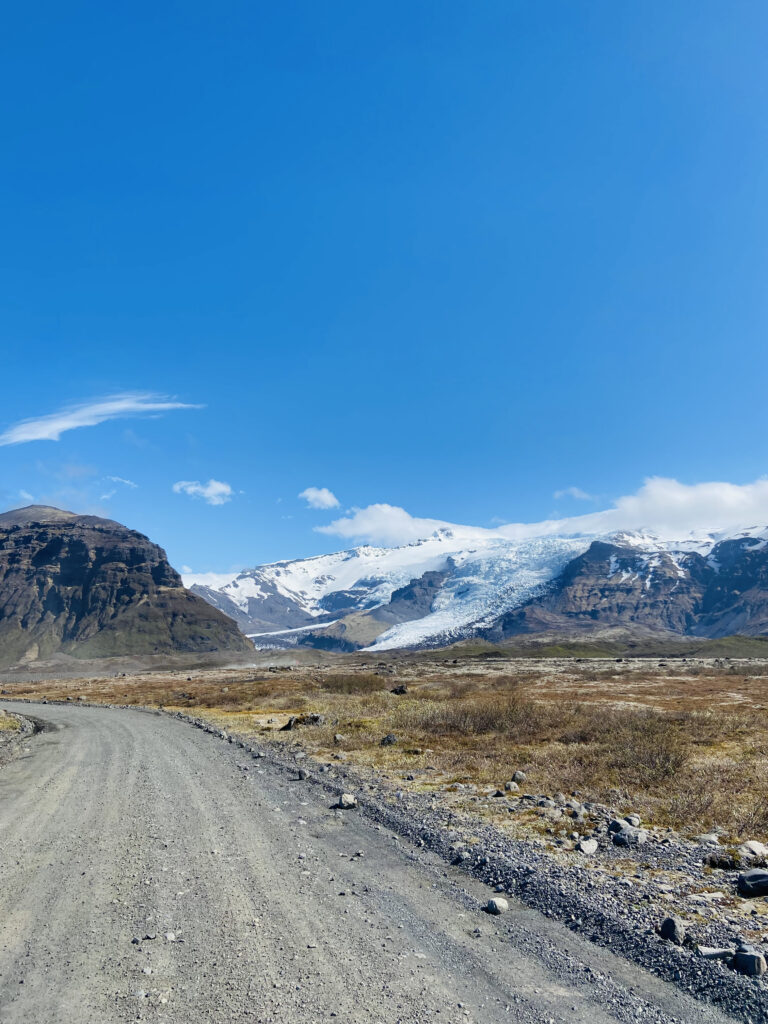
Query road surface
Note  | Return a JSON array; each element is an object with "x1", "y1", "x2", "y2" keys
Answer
[{"x1": 0, "y1": 702, "x2": 739, "y2": 1024}]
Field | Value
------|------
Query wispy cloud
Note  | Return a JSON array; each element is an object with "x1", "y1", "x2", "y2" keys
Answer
[
  {"x1": 299, "y1": 486, "x2": 340, "y2": 510},
  {"x1": 317, "y1": 477, "x2": 768, "y2": 547},
  {"x1": 553, "y1": 486, "x2": 596, "y2": 501},
  {"x1": 0, "y1": 393, "x2": 202, "y2": 446},
  {"x1": 107, "y1": 475, "x2": 138, "y2": 488},
  {"x1": 173, "y1": 479, "x2": 233, "y2": 506}
]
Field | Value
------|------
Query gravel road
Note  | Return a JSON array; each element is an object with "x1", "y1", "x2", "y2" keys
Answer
[{"x1": 0, "y1": 703, "x2": 742, "y2": 1024}]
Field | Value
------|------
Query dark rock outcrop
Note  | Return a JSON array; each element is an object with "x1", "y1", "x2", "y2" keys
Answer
[
  {"x1": 483, "y1": 535, "x2": 768, "y2": 642},
  {"x1": 0, "y1": 506, "x2": 252, "y2": 666}
]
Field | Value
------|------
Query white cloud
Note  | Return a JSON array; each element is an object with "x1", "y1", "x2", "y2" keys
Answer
[
  {"x1": 107, "y1": 475, "x2": 138, "y2": 488},
  {"x1": 316, "y1": 477, "x2": 768, "y2": 547},
  {"x1": 317, "y1": 503, "x2": 459, "y2": 546},
  {"x1": 0, "y1": 393, "x2": 202, "y2": 446},
  {"x1": 299, "y1": 486, "x2": 340, "y2": 510},
  {"x1": 99, "y1": 490, "x2": 116, "y2": 501},
  {"x1": 173, "y1": 479, "x2": 233, "y2": 506},
  {"x1": 553, "y1": 486, "x2": 595, "y2": 501},
  {"x1": 19, "y1": 490, "x2": 34, "y2": 502}
]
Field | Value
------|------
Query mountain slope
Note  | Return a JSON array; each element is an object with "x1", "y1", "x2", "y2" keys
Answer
[
  {"x1": 0, "y1": 506, "x2": 252, "y2": 666},
  {"x1": 190, "y1": 525, "x2": 768, "y2": 652},
  {"x1": 482, "y1": 531, "x2": 768, "y2": 642}
]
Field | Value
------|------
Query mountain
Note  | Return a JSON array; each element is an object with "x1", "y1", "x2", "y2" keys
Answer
[
  {"x1": 483, "y1": 530, "x2": 768, "y2": 642},
  {"x1": 0, "y1": 506, "x2": 252, "y2": 666},
  {"x1": 188, "y1": 525, "x2": 768, "y2": 652}
]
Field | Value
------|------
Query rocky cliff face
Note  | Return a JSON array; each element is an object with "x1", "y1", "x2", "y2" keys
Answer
[
  {"x1": 483, "y1": 535, "x2": 768, "y2": 642},
  {"x1": 0, "y1": 506, "x2": 252, "y2": 665}
]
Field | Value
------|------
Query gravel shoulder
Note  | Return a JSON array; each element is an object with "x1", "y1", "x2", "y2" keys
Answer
[{"x1": 0, "y1": 701, "x2": 747, "y2": 1024}]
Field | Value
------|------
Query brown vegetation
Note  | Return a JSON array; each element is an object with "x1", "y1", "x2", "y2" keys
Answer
[{"x1": 4, "y1": 655, "x2": 768, "y2": 840}]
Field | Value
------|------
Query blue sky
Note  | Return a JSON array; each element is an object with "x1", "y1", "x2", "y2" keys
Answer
[{"x1": 1, "y1": 2, "x2": 767, "y2": 572}]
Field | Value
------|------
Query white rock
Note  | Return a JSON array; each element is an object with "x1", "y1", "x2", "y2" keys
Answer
[
  {"x1": 339, "y1": 793, "x2": 357, "y2": 809},
  {"x1": 576, "y1": 838, "x2": 598, "y2": 855},
  {"x1": 486, "y1": 897, "x2": 509, "y2": 915},
  {"x1": 738, "y1": 840, "x2": 768, "y2": 861},
  {"x1": 698, "y1": 946, "x2": 735, "y2": 961}
]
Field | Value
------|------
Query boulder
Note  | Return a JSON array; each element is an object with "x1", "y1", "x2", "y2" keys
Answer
[
  {"x1": 732, "y1": 945, "x2": 767, "y2": 977},
  {"x1": 512, "y1": 770, "x2": 526, "y2": 784},
  {"x1": 737, "y1": 868, "x2": 768, "y2": 897},
  {"x1": 612, "y1": 827, "x2": 648, "y2": 848},
  {"x1": 698, "y1": 946, "x2": 734, "y2": 962},
  {"x1": 486, "y1": 898, "x2": 509, "y2": 915},
  {"x1": 338, "y1": 793, "x2": 357, "y2": 810},
  {"x1": 659, "y1": 916, "x2": 686, "y2": 945},
  {"x1": 380, "y1": 733, "x2": 398, "y2": 747},
  {"x1": 738, "y1": 840, "x2": 768, "y2": 863},
  {"x1": 576, "y1": 838, "x2": 598, "y2": 855},
  {"x1": 504, "y1": 781, "x2": 520, "y2": 793}
]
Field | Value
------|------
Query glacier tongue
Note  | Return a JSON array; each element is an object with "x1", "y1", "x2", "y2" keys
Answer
[{"x1": 366, "y1": 535, "x2": 593, "y2": 650}]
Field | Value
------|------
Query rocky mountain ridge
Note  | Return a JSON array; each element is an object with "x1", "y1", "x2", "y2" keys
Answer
[
  {"x1": 189, "y1": 526, "x2": 768, "y2": 651},
  {"x1": 0, "y1": 506, "x2": 252, "y2": 666}
]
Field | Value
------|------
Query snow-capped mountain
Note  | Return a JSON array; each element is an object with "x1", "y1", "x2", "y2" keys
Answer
[{"x1": 185, "y1": 523, "x2": 768, "y2": 651}]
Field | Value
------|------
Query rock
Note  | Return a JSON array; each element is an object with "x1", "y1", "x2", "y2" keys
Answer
[
  {"x1": 280, "y1": 716, "x2": 298, "y2": 731},
  {"x1": 486, "y1": 898, "x2": 509, "y2": 915},
  {"x1": 512, "y1": 770, "x2": 526, "y2": 783},
  {"x1": 305, "y1": 713, "x2": 325, "y2": 726},
  {"x1": 612, "y1": 827, "x2": 648, "y2": 847},
  {"x1": 732, "y1": 946, "x2": 767, "y2": 976},
  {"x1": 625, "y1": 814, "x2": 641, "y2": 828},
  {"x1": 659, "y1": 916, "x2": 686, "y2": 945},
  {"x1": 504, "y1": 781, "x2": 520, "y2": 793},
  {"x1": 738, "y1": 840, "x2": 768, "y2": 862},
  {"x1": 537, "y1": 798, "x2": 556, "y2": 809},
  {"x1": 576, "y1": 838, "x2": 598, "y2": 855},
  {"x1": 380, "y1": 733, "x2": 397, "y2": 746},
  {"x1": 0, "y1": 507, "x2": 252, "y2": 662},
  {"x1": 737, "y1": 868, "x2": 768, "y2": 897},
  {"x1": 338, "y1": 793, "x2": 357, "y2": 809},
  {"x1": 333, "y1": 733, "x2": 345, "y2": 744},
  {"x1": 492, "y1": 790, "x2": 506, "y2": 798},
  {"x1": 608, "y1": 818, "x2": 627, "y2": 833},
  {"x1": 698, "y1": 946, "x2": 735, "y2": 961},
  {"x1": 390, "y1": 684, "x2": 408, "y2": 695},
  {"x1": 698, "y1": 833, "x2": 720, "y2": 846}
]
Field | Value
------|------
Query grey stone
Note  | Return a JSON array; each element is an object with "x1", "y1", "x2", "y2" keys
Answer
[
  {"x1": 612, "y1": 827, "x2": 647, "y2": 847},
  {"x1": 338, "y1": 793, "x2": 357, "y2": 809},
  {"x1": 504, "y1": 781, "x2": 520, "y2": 793},
  {"x1": 380, "y1": 733, "x2": 398, "y2": 746},
  {"x1": 659, "y1": 916, "x2": 686, "y2": 945},
  {"x1": 485, "y1": 897, "x2": 509, "y2": 915},
  {"x1": 512, "y1": 770, "x2": 526, "y2": 784},
  {"x1": 732, "y1": 948, "x2": 767, "y2": 976},
  {"x1": 737, "y1": 868, "x2": 768, "y2": 897},
  {"x1": 698, "y1": 946, "x2": 734, "y2": 961}
]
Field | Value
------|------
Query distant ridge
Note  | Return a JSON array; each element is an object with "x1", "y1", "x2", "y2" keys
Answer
[{"x1": 189, "y1": 526, "x2": 768, "y2": 652}]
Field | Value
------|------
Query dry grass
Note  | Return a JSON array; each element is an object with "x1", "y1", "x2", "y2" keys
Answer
[
  {"x1": 5, "y1": 655, "x2": 768, "y2": 840},
  {"x1": 0, "y1": 712, "x2": 20, "y2": 732}
]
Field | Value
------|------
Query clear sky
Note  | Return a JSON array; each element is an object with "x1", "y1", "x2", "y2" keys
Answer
[{"x1": 1, "y1": 2, "x2": 767, "y2": 572}]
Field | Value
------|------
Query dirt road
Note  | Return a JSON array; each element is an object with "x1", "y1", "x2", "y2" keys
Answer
[{"x1": 0, "y1": 703, "x2": 740, "y2": 1024}]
